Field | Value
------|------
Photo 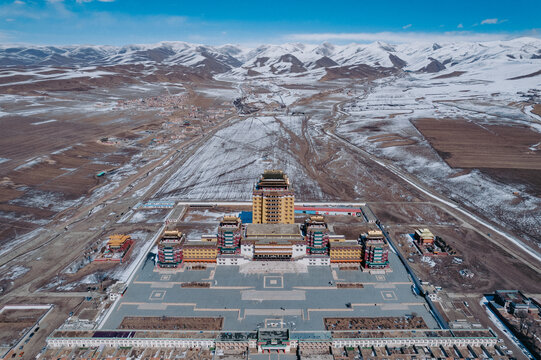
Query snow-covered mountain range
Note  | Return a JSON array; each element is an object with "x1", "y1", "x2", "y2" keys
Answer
[{"x1": 1, "y1": 38, "x2": 540, "y2": 79}]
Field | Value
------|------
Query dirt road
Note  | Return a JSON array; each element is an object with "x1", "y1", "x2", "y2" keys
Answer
[{"x1": 1, "y1": 79, "x2": 540, "y2": 358}]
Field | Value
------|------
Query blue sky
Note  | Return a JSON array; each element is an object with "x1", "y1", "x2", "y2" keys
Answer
[{"x1": 0, "y1": 0, "x2": 539, "y2": 45}]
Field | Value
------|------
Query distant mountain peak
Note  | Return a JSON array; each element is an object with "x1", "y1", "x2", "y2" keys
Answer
[
  {"x1": 376, "y1": 41, "x2": 396, "y2": 52},
  {"x1": 0, "y1": 38, "x2": 539, "y2": 80}
]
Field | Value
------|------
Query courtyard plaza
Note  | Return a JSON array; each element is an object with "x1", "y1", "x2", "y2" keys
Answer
[{"x1": 103, "y1": 250, "x2": 438, "y2": 331}]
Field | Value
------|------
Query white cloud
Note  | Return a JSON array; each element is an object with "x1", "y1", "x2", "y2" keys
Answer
[
  {"x1": 402, "y1": 24, "x2": 412, "y2": 29},
  {"x1": 457, "y1": 23, "x2": 463, "y2": 29},
  {"x1": 47, "y1": 0, "x2": 73, "y2": 17},
  {"x1": 285, "y1": 31, "x2": 516, "y2": 44},
  {"x1": 481, "y1": 18, "x2": 498, "y2": 25},
  {"x1": 0, "y1": 2, "x2": 43, "y2": 19}
]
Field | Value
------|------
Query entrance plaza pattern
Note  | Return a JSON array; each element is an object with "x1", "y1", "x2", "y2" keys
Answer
[{"x1": 103, "y1": 251, "x2": 438, "y2": 332}]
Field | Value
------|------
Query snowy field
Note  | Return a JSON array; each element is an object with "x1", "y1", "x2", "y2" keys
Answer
[
  {"x1": 154, "y1": 114, "x2": 326, "y2": 201},
  {"x1": 336, "y1": 66, "x2": 541, "y2": 245}
]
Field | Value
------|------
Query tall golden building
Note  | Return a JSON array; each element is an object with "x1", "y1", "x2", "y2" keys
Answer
[{"x1": 252, "y1": 170, "x2": 295, "y2": 224}]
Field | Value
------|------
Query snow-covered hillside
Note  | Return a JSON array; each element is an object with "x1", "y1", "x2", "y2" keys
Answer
[{"x1": 1, "y1": 38, "x2": 539, "y2": 79}]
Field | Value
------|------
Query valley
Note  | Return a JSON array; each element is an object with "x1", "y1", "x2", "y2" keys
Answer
[{"x1": 0, "y1": 38, "x2": 540, "y2": 359}]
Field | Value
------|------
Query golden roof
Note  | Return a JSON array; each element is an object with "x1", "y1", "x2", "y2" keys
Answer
[
  {"x1": 108, "y1": 234, "x2": 131, "y2": 247},
  {"x1": 222, "y1": 215, "x2": 240, "y2": 221},
  {"x1": 415, "y1": 228, "x2": 434, "y2": 237}
]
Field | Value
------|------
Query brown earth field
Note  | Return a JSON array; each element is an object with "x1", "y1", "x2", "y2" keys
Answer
[
  {"x1": 368, "y1": 202, "x2": 462, "y2": 227},
  {"x1": 507, "y1": 69, "x2": 541, "y2": 80},
  {"x1": 332, "y1": 224, "x2": 379, "y2": 239},
  {"x1": 0, "y1": 80, "x2": 235, "y2": 244},
  {"x1": 413, "y1": 118, "x2": 541, "y2": 195},
  {"x1": 0, "y1": 65, "x2": 217, "y2": 95},
  {"x1": 0, "y1": 110, "x2": 156, "y2": 169},
  {"x1": 387, "y1": 224, "x2": 541, "y2": 294},
  {"x1": 431, "y1": 71, "x2": 467, "y2": 79},
  {"x1": 479, "y1": 167, "x2": 541, "y2": 197},
  {"x1": 0, "y1": 141, "x2": 140, "y2": 245},
  {"x1": 412, "y1": 118, "x2": 541, "y2": 170},
  {"x1": 0, "y1": 103, "x2": 162, "y2": 243},
  {"x1": 533, "y1": 103, "x2": 541, "y2": 116},
  {"x1": 320, "y1": 64, "x2": 398, "y2": 81},
  {"x1": 323, "y1": 214, "x2": 367, "y2": 225}
]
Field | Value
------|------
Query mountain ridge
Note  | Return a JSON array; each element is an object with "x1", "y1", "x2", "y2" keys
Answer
[{"x1": 0, "y1": 38, "x2": 539, "y2": 80}]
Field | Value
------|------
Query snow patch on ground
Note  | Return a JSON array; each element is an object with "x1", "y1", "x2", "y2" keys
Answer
[
  {"x1": 183, "y1": 209, "x2": 229, "y2": 223},
  {"x1": 57, "y1": 273, "x2": 104, "y2": 291},
  {"x1": 39, "y1": 276, "x2": 65, "y2": 291},
  {"x1": 14, "y1": 156, "x2": 47, "y2": 170},
  {"x1": 155, "y1": 115, "x2": 325, "y2": 201},
  {"x1": 336, "y1": 72, "x2": 541, "y2": 245},
  {"x1": 9, "y1": 188, "x2": 81, "y2": 213},
  {"x1": 1, "y1": 265, "x2": 30, "y2": 280},
  {"x1": 0, "y1": 227, "x2": 46, "y2": 257},
  {"x1": 128, "y1": 209, "x2": 168, "y2": 223},
  {"x1": 31, "y1": 119, "x2": 57, "y2": 125},
  {"x1": 421, "y1": 256, "x2": 436, "y2": 268},
  {"x1": 197, "y1": 87, "x2": 239, "y2": 100}
]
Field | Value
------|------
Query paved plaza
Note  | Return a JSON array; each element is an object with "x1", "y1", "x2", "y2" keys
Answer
[{"x1": 103, "y1": 251, "x2": 439, "y2": 331}]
